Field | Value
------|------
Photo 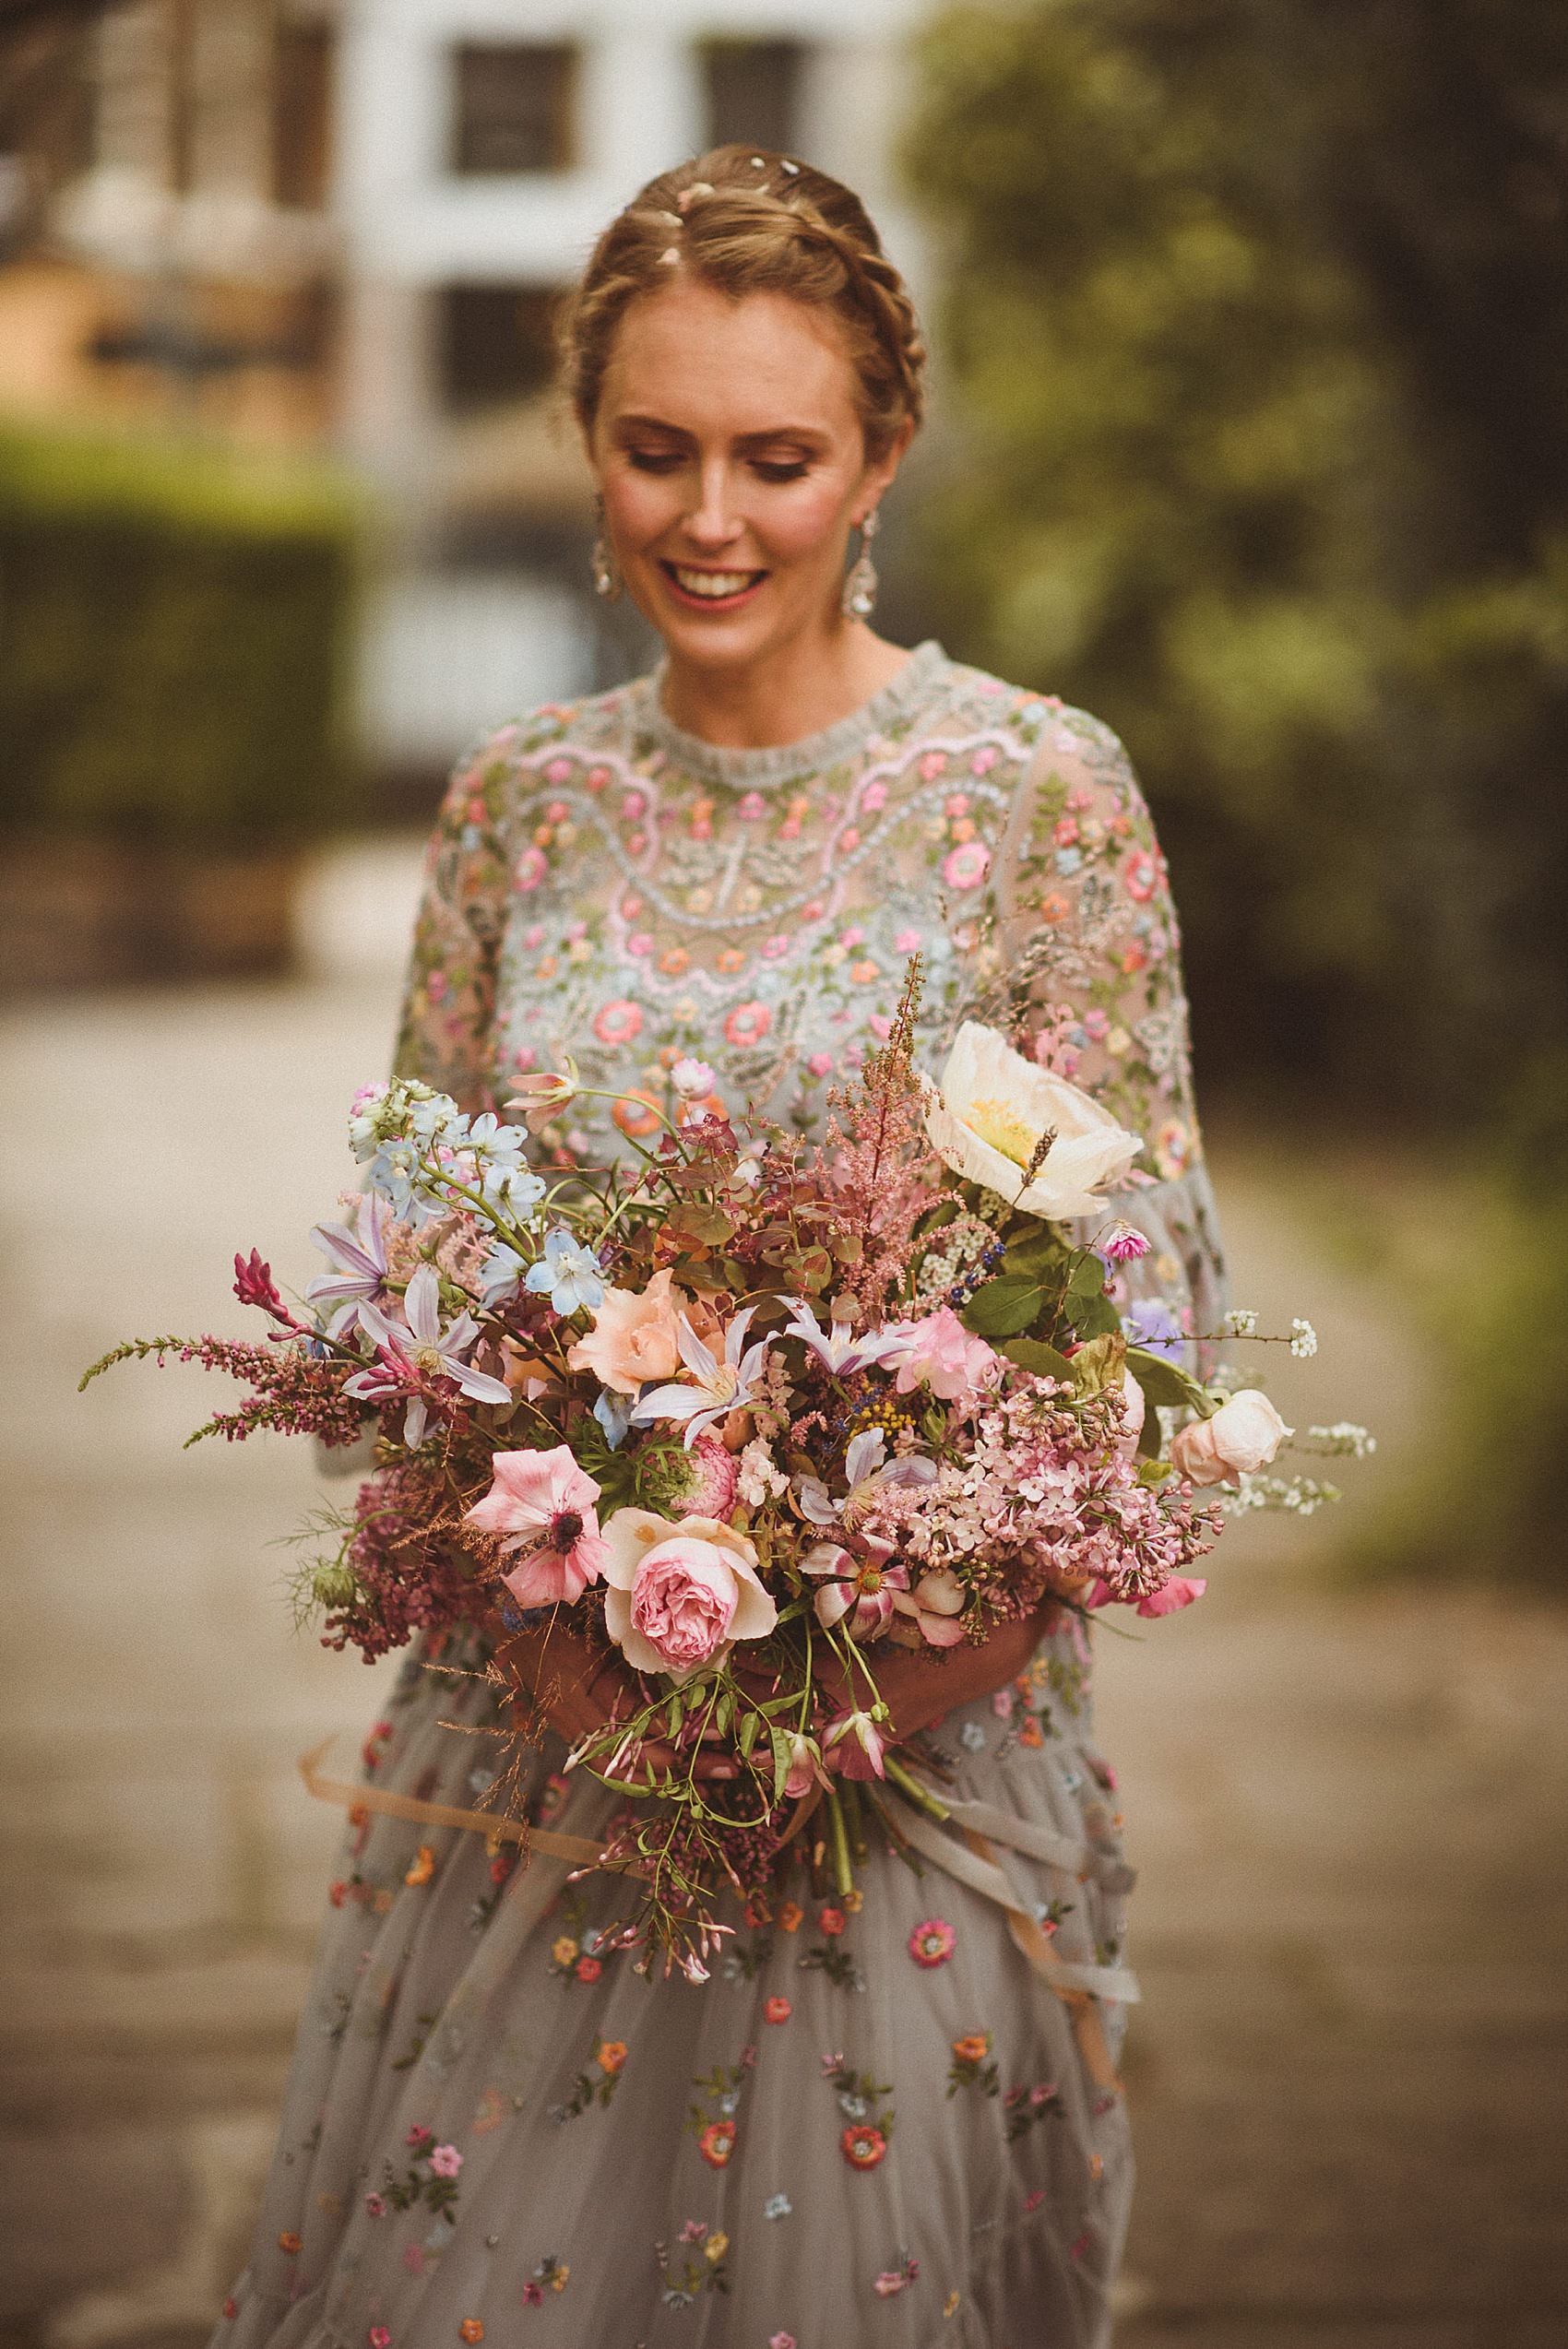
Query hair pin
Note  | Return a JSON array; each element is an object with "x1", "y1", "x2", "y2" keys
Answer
[
  {"x1": 780, "y1": 159, "x2": 801, "y2": 175},
  {"x1": 659, "y1": 247, "x2": 681, "y2": 267}
]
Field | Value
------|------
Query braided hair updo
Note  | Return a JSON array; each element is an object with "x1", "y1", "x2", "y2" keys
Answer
[{"x1": 558, "y1": 147, "x2": 927, "y2": 463}]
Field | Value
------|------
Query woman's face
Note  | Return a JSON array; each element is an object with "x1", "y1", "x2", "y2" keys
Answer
[{"x1": 589, "y1": 278, "x2": 907, "y2": 676}]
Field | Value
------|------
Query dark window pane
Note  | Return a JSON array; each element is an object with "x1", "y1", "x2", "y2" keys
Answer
[
  {"x1": 273, "y1": 24, "x2": 334, "y2": 210},
  {"x1": 700, "y1": 40, "x2": 805, "y2": 157},
  {"x1": 452, "y1": 43, "x2": 577, "y2": 176},
  {"x1": 439, "y1": 284, "x2": 558, "y2": 413}
]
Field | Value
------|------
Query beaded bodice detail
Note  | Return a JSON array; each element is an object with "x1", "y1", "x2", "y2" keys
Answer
[{"x1": 395, "y1": 642, "x2": 1202, "y2": 1188}]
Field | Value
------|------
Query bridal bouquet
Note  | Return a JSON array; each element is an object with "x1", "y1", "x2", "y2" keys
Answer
[{"x1": 85, "y1": 967, "x2": 1350, "y2": 1969}]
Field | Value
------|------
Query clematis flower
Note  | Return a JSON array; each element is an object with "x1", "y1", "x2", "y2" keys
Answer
[
  {"x1": 920, "y1": 1022, "x2": 1142, "y2": 1218},
  {"x1": 880, "y1": 1307, "x2": 999, "y2": 1409},
  {"x1": 629, "y1": 1308, "x2": 772, "y2": 1449},
  {"x1": 599, "y1": 1509, "x2": 777, "y2": 1680},
  {"x1": 889, "y1": 1565, "x2": 968, "y2": 1648},
  {"x1": 796, "y1": 1428, "x2": 937, "y2": 1532},
  {"x1": 525, "y1": 1227, "x2": 605, "y2": 1316},
  {"x1": 821, "y1": 1708, "x2": 886, "y2": 1780},
  {"x1": 802, "y1": 1540, "x2": 909, "y2": 1640},
  {"x1": 307, "y1": 1194, "x2": 393, "y2": 1336},
  {"x1": 464, "y1": 1445, "x2": 609, "y2": 1607},
  {"x1": 350, "y1": 1264, "x2": 511, "y2": 1448},
  {"x1": 781, "y1": 1299, "x2": 909, "y2": 1380},
  {"x1": 566, "y1": 1268, "x2": 685, "y2": 1395}
]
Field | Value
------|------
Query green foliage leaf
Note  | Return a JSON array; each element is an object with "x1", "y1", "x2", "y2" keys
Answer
[
  {"x1": 960, "y1": 1274, "x2": 1047, "y2": 1336},
  {"x1": 770, "y1": 1725, "x2": 793, "y2": 1804},
  {"x1": 998, "y1": 1335, "x2": 1076, "y2": 1382},
  {"x1": 1125, "y1": 1345, "x2": 1214, "y2": 1417}
]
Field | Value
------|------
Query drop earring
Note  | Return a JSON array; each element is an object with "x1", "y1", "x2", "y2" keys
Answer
[
  {"x1": 841, "y1": 507, "x2": 879, "y2": 619},
  {"x1": 591, "y1": 497, "x2": 622, "y2": 602}
]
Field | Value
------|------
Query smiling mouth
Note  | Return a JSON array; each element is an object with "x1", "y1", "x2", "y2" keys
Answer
[{"x1": 660, "y1": 562, "x2": 767, "y2": 606}]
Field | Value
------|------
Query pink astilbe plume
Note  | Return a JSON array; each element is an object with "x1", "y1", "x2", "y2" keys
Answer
[{"x1": 818, "y1": 955, "x2": 940, "y2": 1314}]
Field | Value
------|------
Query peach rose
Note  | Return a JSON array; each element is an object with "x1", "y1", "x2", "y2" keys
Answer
[
  {"x1": 567, "y1": 1269, "x2": 684, "y2": 1395},
  {"x1": 1170, "y1": 1390, "x2": 1292, "y2": 1485},
  {"x1": 600, "y1": 1509, "x2": 777, "y2": 1681}
]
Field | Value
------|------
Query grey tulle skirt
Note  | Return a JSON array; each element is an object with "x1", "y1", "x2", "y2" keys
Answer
[{"x1": 214, "y1": 1617, "x2": 1135, "y2": 2349}]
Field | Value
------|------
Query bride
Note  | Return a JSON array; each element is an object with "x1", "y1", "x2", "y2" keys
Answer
[{"x1": 217, "y1": 144, "x2": 1222, "y2": 2349}]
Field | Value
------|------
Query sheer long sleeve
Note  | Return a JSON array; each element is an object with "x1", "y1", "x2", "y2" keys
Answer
[
  {"x1": 991, "y1": 705, "x2": 1226, "y2": 1348},
  {"x1": 391, "y1": 738, "x2": 516, "y2": 1109}
]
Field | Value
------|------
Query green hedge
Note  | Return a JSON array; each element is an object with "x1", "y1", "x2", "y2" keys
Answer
[{"x1": 0, "y1": 423, "x2": 364, "y2": 846}]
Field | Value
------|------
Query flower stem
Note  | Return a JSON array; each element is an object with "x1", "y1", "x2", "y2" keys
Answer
[
  {"x1": 823, "y1": 1786, "x2": 854, "y2": 1900},
  {"x1": 882, "y1": 1755, "x2": 950, "y2": 1821}
]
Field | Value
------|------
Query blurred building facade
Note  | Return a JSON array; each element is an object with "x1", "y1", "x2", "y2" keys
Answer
[{"x1": 0, "y1": 0, "x2": 930, "y2": 791}]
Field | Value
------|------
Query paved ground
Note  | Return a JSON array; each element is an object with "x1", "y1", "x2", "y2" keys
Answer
[{"x1": 3, "y1": 838, "x2": 1564, "y2": 2348}]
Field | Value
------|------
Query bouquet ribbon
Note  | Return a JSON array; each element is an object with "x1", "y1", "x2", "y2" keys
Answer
[
  {"x1": 298, "y1": 1740, "x2": 1132, "y2": 2090},
  {"x1": 297, "y1": 1739, "x2": 609, "y2": 1869}
]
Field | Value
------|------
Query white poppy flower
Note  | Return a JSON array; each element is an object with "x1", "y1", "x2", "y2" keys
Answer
[{"x1": 920, "y1": 1023, "x2": 1143, "y2": 1219}]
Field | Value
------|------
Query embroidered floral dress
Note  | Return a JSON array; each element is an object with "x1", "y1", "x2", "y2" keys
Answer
[{"x1": 217, "y1": 642, "x2": 1223, "y2": 2349}]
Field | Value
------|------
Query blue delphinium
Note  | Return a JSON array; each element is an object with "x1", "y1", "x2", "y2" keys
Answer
[{"x1": 525, "y1": 1228, "x2": 605, "y2": 1316}]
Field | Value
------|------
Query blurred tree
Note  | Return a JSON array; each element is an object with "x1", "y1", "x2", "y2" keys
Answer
[{"x1": 909, "y1": 0, "x2": 1568, "y2": 1136}]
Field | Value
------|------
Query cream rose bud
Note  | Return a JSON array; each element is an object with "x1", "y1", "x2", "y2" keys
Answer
[
  {"x1": 600, "y1": 1509, "x2": 778, "y2": 1681},
  {"x1": 1170, "y1": 1390, "x2": 1292, "y2": 1485}
]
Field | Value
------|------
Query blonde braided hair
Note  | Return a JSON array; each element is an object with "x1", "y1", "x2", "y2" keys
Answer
[{"x1": 558, "y1": 146, "x2": 926, "y2": 462}]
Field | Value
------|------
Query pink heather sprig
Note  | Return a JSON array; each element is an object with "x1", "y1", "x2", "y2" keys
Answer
[{"x1": 79, "y1": 1335, "x2": 366, "y2": 1450}]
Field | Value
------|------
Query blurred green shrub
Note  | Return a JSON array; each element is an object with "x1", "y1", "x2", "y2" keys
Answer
[
  {"x1": 908, "y1": 0, "x2": 1568, "y2": 1130},
  {"x1": 0, "y1": 423, "x2": 362, "y2": 845},
  {"x1": 909, "y1": 1, "x2": 1568, "y2": 1584}
]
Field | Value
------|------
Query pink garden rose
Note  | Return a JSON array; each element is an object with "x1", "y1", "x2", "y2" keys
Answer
[
  {"x1": 566, "y1": 1269, "x2": 685, "y2": 1395},
  {"x1": 600, "y1": 1510, "x2": 777, "y2": 1680},
  {"x1": 464, "y1": 1445, "x2": 609, "y2": 1607},
  {"x1": 1170, "y1": 1390, "x2": 1292, "y2": 1486},
  {"x1": 881, "y1": 1308, "x2": 999, "y2": 1408}
]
